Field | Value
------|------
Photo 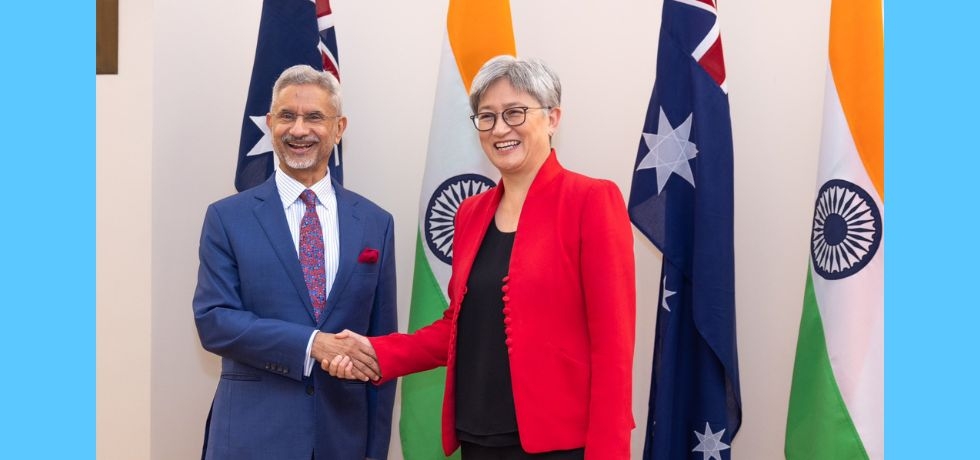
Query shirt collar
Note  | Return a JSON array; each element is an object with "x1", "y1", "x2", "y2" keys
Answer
[{"x1": 275, "y1": 168, "x2": 335, "y2": 208}]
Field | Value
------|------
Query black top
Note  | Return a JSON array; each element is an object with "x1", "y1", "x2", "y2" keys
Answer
[{"x1": 455, "y1": 218, "x2": 519, "y2": 447}]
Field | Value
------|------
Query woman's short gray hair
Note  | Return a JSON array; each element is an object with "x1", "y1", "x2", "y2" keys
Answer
[
  {"x1": 468, "y1": 55, "x2": 561, "y2": 113},
  {"x1": 270, "y1": 64, "x2": 343, "y2": 114}
]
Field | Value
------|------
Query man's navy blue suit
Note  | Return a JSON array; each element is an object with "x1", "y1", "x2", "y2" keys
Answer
[{"x1": 193, "y1": 175, "x2": 397, "y2": 460}]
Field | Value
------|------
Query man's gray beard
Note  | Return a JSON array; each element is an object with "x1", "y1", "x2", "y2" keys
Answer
[
  {"x1": 274, "y1": 145, "x2": 318, "y2": 171},
  {"x1": 283, "y1": 154, "x2": 316, "y2": 170}
]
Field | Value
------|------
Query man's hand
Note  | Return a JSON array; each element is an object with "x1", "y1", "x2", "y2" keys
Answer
[{"x1": 311, "y1": 329, "x2": 380, "y2": 381}]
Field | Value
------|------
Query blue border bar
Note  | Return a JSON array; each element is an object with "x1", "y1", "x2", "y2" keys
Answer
[
  {"x1": 0, "y1": 1, "x2": 96, "y2": 457},
  {"x1": 886, "y1": 2, "x2": 977, "y2": 458}
]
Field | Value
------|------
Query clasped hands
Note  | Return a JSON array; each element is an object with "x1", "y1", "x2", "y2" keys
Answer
[{"x1": 312, "y1": 329, "x2": 379, "y2": 382}]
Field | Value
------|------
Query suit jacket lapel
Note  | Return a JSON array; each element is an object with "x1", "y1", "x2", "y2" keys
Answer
[
  {"x1": 251, "y1": 177, "x2": 317, "y2": 322},
  {"x1": 323, "y1": 180, "x2": 363, "y2": 326}
]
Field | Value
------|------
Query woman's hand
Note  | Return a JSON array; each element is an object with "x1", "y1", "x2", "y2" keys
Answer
[{"x1": 321, "y1": 329, "x2": 379, "y2": 381}]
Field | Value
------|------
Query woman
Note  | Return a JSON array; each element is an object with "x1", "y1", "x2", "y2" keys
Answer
[{"x1": 330, "y1": 56, "x2": 636, "y2": 459}]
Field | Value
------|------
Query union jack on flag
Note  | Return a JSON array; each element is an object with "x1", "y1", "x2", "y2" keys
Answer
[
  {"x1": 234, "y1": 0, "x2": 344, "y2": 192},
  {"x1": 627, "y1": 0, "x2": 742, "y2": 458}
]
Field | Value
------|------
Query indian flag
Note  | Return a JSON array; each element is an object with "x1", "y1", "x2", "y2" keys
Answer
[
  {"x1": 785, "y1": 1, "x2": 883, "y2": 459},
  {"x1": 399, "y1": 1, "x2": 515, "y2": 458}
]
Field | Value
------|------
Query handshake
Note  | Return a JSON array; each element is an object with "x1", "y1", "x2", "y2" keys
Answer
[{"x1": 312, "y1": 329, "x2": 380, "y2": 382}]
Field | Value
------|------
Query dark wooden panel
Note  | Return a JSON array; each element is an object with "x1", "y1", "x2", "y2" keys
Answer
[{"x1": 97, "y1": 0, "x2": 118, "y2": 74}]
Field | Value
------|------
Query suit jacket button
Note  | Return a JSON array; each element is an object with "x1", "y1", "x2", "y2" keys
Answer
[
  {"x1": 505, "y1": 338, "x2": 513, "y2": 346},
  {"x1": 505, "y1": 327, "x2": 512, "y2": 335},
  {"x1": 283, "y1": 368, "x2": 289, "y2": 374},
  {"x1": 502, "y1": 295, "x2": 510, "y2": 302},
  {"x1": 501, "y1": 285, "x2": 509, "y2": 293},
  {"x1": 306, "y1": 385, "x2": 314, "y2": 395}
]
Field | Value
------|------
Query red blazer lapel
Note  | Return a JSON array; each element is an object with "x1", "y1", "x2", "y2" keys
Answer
[{"x1": 448, "y1": 184, "x2": 502, "y2": 302}]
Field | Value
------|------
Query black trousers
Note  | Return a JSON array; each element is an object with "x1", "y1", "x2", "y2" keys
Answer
[{"x1": 460, "y1": 442, "x2": 585, "y2": 460}]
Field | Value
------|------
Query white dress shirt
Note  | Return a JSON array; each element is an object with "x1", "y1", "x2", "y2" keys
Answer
[{"x1": 274, "y1": 168, "x2": 340, "y2": 377}]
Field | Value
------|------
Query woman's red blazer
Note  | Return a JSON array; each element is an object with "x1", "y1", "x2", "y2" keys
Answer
[{"x1": 371, "y1": 151, "x2": 636, "y2": 458}]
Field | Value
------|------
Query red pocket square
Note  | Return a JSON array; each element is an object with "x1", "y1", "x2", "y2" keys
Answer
[{"x1": 358, "y1": 248, "x2": 379, "y2": 264}]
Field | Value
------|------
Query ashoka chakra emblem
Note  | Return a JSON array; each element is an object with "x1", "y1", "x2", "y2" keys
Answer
[
  {"x1": 810, "y1": 179, "x2": 882, "y2": 280},
  {"x1": 424, "y1": 174, "x2": 495, "y2": 265}
]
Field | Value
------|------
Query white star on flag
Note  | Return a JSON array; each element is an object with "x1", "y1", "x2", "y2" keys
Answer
[
  {"x1": 636, "y1": 107, "x2": 698, "y2": 193},
  {"x1": 661, "y1": 275, "x2": 675, "y2": 312},
  {"x1": 244, "y1": 115, "x2": 273, "y2": 157},
  {"x1": 692, "y1": 422, "x2": 730, "y2": 460}
]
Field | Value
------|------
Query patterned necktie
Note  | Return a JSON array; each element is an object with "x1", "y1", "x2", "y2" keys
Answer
[{"x1": 299, "y1": 189, "x2": 326, "y2": 321}]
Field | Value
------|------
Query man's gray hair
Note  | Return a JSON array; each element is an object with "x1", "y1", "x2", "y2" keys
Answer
[
  {"x1": 270, "y1": 64, "x2": 343, "y2": 114},
  {"x1": 468, "y1": 55, "x2": 561, "y2": 113}
]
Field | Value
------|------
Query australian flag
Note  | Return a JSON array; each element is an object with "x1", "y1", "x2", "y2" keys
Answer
[
  {"x1": 235, "y1": 0, "x2": 344, "y2": 192},
  {"x1": 628, "y1": 0, "x2": 742, "y2": 459}
]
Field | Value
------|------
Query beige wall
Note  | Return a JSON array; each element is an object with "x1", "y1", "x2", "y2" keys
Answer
[
  {"x1": 96, "y1": 0, "x2": 153, "y2": 458},
  {"x1": 97, "y1": 0, "x2": 830, "y2": 458}
]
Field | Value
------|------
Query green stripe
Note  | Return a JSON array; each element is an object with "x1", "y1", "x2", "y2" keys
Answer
[
  {"x1": 785, "y1": 268, "x2": 868, "y2": 460},
  {"x1": 400, "y1": 232, "x2": 460, "y2": 460}
]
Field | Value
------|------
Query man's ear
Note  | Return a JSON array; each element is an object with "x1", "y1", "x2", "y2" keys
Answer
[{"x1": 334, "y1": 116, "x2": 348, "y2": 144}]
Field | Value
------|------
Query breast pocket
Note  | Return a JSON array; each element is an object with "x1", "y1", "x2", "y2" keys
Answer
[{"x1": 352, "y1": 258, "x2": 381, "y2": 276}]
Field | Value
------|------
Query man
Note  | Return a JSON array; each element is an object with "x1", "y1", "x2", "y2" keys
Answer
[{"x1": 193, "y1": 64, "x2": 395, "y2": 460}]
